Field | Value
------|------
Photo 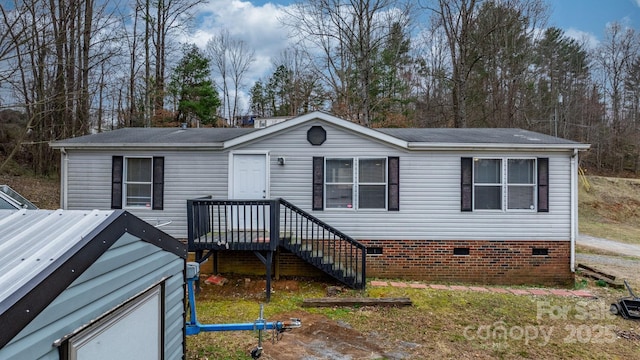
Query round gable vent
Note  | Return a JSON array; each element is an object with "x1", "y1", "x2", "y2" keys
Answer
[{"x1": 307, "y1": 126, "x2": 326, "y2": 146}]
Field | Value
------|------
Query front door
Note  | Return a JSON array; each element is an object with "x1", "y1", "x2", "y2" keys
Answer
[
  {"x1": 232, "y1": 154, "x2": 267, "y2": 200},
  {"x1": 230, "y1": 153, "x2": 268, "y2": 229}
]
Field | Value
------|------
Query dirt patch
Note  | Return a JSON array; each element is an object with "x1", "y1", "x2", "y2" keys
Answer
[
  {"x1": 198, "y1": 276, "x2": 306, "y2": 300},
  {"x1": 192, "y1": 276, "x2": 412, "y2": 359},
  {"x1": 261, "y1": 312, "x2": 401, "y2": 360}
]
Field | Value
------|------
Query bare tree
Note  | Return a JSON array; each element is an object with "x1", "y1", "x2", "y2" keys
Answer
[
  {"x1": 593, "y1": 22, "x2": 640, "y2": 172},
  {"x1": 227, "y1": 37, "x2": 255, "y2": 122},
  {"x1": 272, "y1": 48, "x2": 323, "y2": 116},
  {"x1": 423, "y1": 0, "x2": 547, "y2": 128},
  {"x1": 206, "y1": 31, "x2": 230, "y2": 123},
  {"x1": 282, "y1": 0, "x2": 412, "y2": 126},
  {"x1": 207, "y1": 30, "x2": 255, "y2": 125},
  {"x1": 423, "y1": 0, "x2": 478, "y2": 128},
  {"x1": 150, "y1": 0, "x2": 207, "y2": 119},
  {"x1": 0, "y1": 0, "x2": 120, "y2": 174}
]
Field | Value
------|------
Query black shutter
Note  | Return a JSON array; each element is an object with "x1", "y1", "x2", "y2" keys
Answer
[
  {"x1": 312, "y1": 157, "x2": 324, "y2": 210},
  {"x1": 111, "y1": 156, "x2": 123, "y2": 209},
  {"x1": 388, "y1": 157, "x2": 400, "y2": 211},
  {"x1": 461, "y1": 157, "x2": 473, "y2": 211},
  {"x1": 152, "y1": 157, "x2": 164, "y2": 210},
  {"x1": 537, "y1": 157, "x2": 549, "y2": 212}
]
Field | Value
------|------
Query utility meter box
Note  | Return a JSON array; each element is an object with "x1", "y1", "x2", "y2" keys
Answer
[{"x1": 186, "y1": 262, "x2": 200, "y2": 279}]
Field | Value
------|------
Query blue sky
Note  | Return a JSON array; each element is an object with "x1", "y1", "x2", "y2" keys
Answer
[
  {"x1": 187, "y1": 0, "x2": 640, "y2": 115},
  {"x1": 547, "y1": 0, "x2": 640, "y2": 47},
  {"x1": 197, "y1": 0, "x2": 640, "y2": 44}
]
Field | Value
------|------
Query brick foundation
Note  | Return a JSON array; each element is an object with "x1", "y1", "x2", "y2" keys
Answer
[
  {"x1": 189, "y1": 240, "x2": 574, "y2": 287},
  {"x1": 190, "y1": 250, "x2": 327, "y2": 279},
  {"x1": 361, "y1": 239, "x2": 573, "y2": 286}
]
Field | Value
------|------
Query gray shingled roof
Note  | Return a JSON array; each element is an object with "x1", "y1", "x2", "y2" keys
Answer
[
  {"x1": 50, "y1": 112, "x2": 586, "y2": 149},
  {"x1": 51, "y1": 127, "x2": 257, "y2": 146},
  {"x1": 376, "y1": 128, "x2": 580, "y2": 145}
]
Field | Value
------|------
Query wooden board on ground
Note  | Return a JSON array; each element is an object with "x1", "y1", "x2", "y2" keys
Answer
[
  {"x1": 302, "y1": 297, "x2": 412, "y2": 307},
  {"x1": 577, "y1": 263, "x2": 625, "y2": 289}
]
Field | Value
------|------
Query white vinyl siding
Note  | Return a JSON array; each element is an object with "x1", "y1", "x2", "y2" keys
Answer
[
  {"x1": 239, "y1": 121, "x2": 572, "y2": 241},
  {"x1": 64, "y1": 120, "x2": 574, "y2": 241},
  {"x1": 65, "y1": 150, "x2": 230, "y2": 238}
]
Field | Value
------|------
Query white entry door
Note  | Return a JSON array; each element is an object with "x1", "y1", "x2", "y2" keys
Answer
[
  {"x1": 232, "y1": 154, "x2": 267, "y2": 200},
  {"x1": 230, "y1": 153, "x2": 268, "y2": 230}
]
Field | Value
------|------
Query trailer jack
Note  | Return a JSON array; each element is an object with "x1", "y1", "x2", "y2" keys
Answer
[{"x1": 185, "y1": 262, "x2": 301, "y2": 359}]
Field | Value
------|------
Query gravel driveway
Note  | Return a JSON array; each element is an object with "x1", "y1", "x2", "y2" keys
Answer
[
  {"x1": 578, "y1": 235, "x2": 640, "y2": 257},
  {"x1": 576, "y1": 234, "x2": 640, "y2": 291}
]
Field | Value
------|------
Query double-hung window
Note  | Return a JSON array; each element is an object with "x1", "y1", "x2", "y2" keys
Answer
[
  {"x1": 111, "y1": 156, "x2": 164, "y2": 210},
  {"x1": 324, "y1": 158, "x2": 388, "y2": 210},
  {"x1": 507, "y1": 159, "x2": 536, "y2": 210},
  {"x1": 124, "y1": 157, "x2": 153, "y2": 208},
  {"x1": 473, "y1": 159, "x2": 502, "y2": 210},
  {"x1": 313, "y1": 156, "x2": 399, "y2": 211},
  {"x1": 464, "y1": 157, "x2": 542, "y2": 211}
]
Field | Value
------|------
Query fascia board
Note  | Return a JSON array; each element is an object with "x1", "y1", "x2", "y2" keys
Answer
[
  {"x1": 407, "y1": 142, "x2": 591, "y2": 151},
  {"x1": 223, "y1": 111, "x2": 409, "y2": 149},
  {"x1": 49, "y1": 142, "x2": 225, "y2": 150}
]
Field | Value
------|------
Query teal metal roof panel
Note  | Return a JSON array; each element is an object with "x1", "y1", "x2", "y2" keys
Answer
[{"x1": 0, "y1": 209, "x2": 187, "y2": 349}]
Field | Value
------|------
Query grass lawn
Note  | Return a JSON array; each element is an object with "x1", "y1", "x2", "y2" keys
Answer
[{"x1": 186, "y1": 278, "x2": 640, "y2": 359}]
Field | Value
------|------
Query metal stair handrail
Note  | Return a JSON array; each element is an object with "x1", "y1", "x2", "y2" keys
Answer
[
  {"x1": 279, "y1": 198, "x2": 366, "y2": 289},
  {"x1": 186, "y1": 197, "x2": 366, "y2": 289}
]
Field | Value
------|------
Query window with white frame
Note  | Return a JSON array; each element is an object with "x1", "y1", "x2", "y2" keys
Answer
[
  {"x1": 325, "y1": 158, "x2": 387, "y2": 209},
  {"x1": 507, "y1": 159, "x2": 536, "y2": 210},
  {"x1": 473, "y1": 158, "x2": 502, "y2": 210},
  {"x1": 124, "y1": 157, "x2": 153, "y2": 208},
  {"x1": 473, "y1": 158, "x2": 536, "y2": 211}
]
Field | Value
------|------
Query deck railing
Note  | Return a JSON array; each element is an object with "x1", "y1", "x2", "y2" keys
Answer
[
  {"x1": 186, "y1": 197, "x2": 366, "y2": 289},
  {"x1": 187, "y1": 197, "x2": 279, "y2": 252}
]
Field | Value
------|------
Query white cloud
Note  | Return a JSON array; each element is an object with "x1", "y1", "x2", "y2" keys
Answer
[
  {"x1": 186, "y1": 0, "x2": 291, "y2": 74},
  {"x1": 179, "y1": 0, "x2": 295, "y2": 117},
  {"x1": 564, "y1": 28, "x2": 600, "y2": 49}
]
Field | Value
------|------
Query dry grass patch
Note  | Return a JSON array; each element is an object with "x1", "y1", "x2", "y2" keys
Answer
[{"x1": 579, "y1": 176, "x2": 640, "y2": 245}]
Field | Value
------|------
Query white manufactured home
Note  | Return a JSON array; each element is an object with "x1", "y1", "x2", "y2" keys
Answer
[
  {"x1": 0, "y1": 209, "x2": 186, "y2": 359},
  {"x1": 50, "y1": 111, "x2": 589, "y2": 286}
]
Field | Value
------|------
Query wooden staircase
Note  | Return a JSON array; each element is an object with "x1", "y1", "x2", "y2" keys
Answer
[
  {"x1": 278, "y1": 201, "x2": 365, "y2": 289},
  {"x1": 187, "y1": 198, "x2": 366, "y2": 293}
]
